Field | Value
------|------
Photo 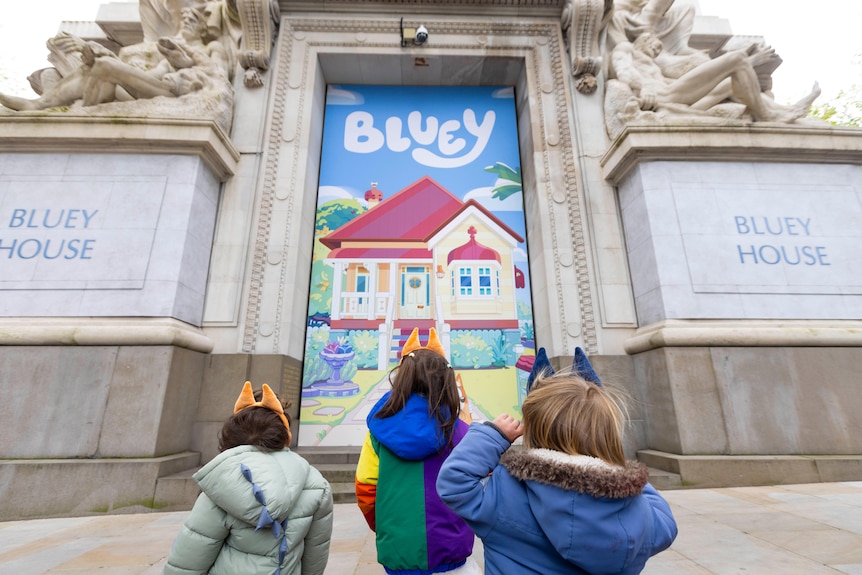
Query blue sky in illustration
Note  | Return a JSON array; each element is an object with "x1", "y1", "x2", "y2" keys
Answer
[{"x1": 318, "y1": 84, "x2": 528, "y2": 262}]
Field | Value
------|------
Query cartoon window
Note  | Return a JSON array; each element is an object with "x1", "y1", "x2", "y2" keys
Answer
[
  {"x1": 478, "y1": 266, "x2": 492, "y2": 295},
  {"x1": 458, "y1": 267, "x2": 473, "y2": 296},
  {"x1": 456, "y1": 265, "x2": 498, "y2": 299}
]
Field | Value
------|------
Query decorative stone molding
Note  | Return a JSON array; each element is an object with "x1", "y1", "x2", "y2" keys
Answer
[
  {"x1": 236, "y1": 0, "x2": 281, "y2": 87},
  {"x1": 625, "y1": 319, "x2": 862, "y2": 354},
  {"x1": 543, "y1": 24, "x2": 599, "y2": 352},
  {"x1": 0, "y1": 318, "x2": 214, "y2": 352},
  {"x1": 0, "y1": 116, "x2": 239, "y2": 181},
  {"x1": 241, "y1": 23, "x2": 295, "y2": 353},
  {"x1": 601, "y1": 125, "x2": 862, "y2": 186},
  {"x1": 561, "y1": 0, "x2": 612, "y2": 94},
  {"x1": 279, "y1": 0, "x2": 566, "y2": 15}
]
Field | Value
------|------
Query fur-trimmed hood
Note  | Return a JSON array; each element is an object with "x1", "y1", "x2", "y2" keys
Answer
[{"x1": 501, "y1": 448, "x2": 649, "y2": 499}]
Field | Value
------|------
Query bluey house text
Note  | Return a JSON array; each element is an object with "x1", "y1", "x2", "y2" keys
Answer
[
  {"x1": 0, "y1": 209, "x2": 98, "y2": 260},
  {"x1": 734, "y1": 216, "x2": 829, "y2": 266}
]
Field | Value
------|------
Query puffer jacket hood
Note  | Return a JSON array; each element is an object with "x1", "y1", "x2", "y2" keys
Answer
[
  {"x1": 367, "y1": 391, "x2": 446, "y2": 460},
  {"x1": 195, "y1": 445, "x2": 309, "y2": 529}
]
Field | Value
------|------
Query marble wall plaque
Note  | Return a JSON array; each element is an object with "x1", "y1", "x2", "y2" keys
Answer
[
  {"x1": 0, "y1": 153, "x2": 220, "y2": 325},
  {"x1": 0, "y1": 177, "x2": 164, "y2": 290},
  {"x1": 674, "y1": 184, "x2": 862, "y2": 295},
  {"x1": 619, "y1": 162, "x2": 862, "y2": 324}
]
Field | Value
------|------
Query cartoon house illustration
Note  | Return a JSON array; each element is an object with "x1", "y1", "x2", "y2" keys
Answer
[{"x1": 319, "y1": 176, "x2": 525, "y2": 369}]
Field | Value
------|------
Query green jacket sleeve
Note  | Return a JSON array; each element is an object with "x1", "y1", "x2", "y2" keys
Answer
[
  {"x1": 301, "y1": 478, "x2": 334, "y2": 575},
  {"x1": 163, "y1": 493, "x2": 229, "y2": 575}
]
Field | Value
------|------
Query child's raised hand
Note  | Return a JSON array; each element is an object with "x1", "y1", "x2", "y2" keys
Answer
[{"x1": 492, "y1": 413, "x2": 524, "y2": 443}]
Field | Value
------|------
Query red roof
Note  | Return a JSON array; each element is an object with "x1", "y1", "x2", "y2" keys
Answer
[
  {"x1": 327, "y1": 247, "x2": 432, "y2": 259},
  {"x1": 320, "y1": 176, "x2": 524, "y2": 268},
  {"x1": 320, "y1": 176, "x2": 462, "y2": 249}
]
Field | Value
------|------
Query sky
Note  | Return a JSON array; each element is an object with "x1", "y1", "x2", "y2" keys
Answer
[{"x1": 0, "y1": 0, "x2": 859, "y2": 103}]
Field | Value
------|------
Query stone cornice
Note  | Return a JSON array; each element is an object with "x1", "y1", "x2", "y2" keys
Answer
[
  {"x1": 280, "y1": 0, "x2": 565, "y2": 17},
  {"x1": 0, "y1": 318, "x2": 214, "y2": 353},
  {"x1": 0, "y1": 116, "x2": 240, "y2": 182},
  {"x1": 625, "y1": 319, "x2": 862, "y2": 354},
  {"x1": 601, "y1": 124, "x2": 862, "y2": 185}
]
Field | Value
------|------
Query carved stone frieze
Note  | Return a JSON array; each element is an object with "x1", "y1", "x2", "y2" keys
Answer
[
  {"x1": 236, "y1": 0, "x2": 281, "y2": 87},
  {"x1": 561, "y1": 0, "x2": 613, "y2": 94},
  {"x1": 241, "y1": 24, "x2": 294, "y2": 353}
]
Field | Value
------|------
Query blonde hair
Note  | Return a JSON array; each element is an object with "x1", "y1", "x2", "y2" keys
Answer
[{"x1": 521, "y1": 372, "x2": 628, "y2": 466}]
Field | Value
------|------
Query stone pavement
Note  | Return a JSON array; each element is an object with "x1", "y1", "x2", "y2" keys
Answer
[{"x1": 1, "y1": 481, "x2": 861, "y2": 574}]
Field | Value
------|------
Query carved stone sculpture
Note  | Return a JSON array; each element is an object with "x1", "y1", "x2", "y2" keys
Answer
[
  {"x1": 0, "y1": 0, "x2": 277, "y2": 130},
  {"x1": 607, "y1": 0, "x2": 697, "y2": 55},
  {"x1": 602, "y1": 0, "x2": 822, "y2": 138}
]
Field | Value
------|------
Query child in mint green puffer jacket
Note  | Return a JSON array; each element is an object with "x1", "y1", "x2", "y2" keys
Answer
[{"x1": 163, "y1": 382, "x2": 333, "y2": 575}]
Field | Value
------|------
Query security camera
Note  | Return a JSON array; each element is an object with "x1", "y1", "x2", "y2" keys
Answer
[{"x1": 415, "y1": 25, "x2": 429, "y2": 45}]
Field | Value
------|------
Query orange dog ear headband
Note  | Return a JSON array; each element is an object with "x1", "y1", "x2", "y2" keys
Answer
[
  {"x1": 401, "y1": 327, "x2": 447, "y2": 361},
  {"x1": 234, "y1": 381, "x2": 291, "y2": 436}
]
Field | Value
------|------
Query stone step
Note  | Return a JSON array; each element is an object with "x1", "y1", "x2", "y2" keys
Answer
[
  {"x1": 645, "y1": 467, "x2": 683, "y2": 490},
  {"x1": 637, "y1": 449, "x2": 862, "y2": 488},
  {"x1": 154, "y1": 467, "x2": 201, "y2": 511},
  {"x1": 331, "y1": 482, "x2": 357, "y2": 504},
  {"x1": 293, "y1": 446, "x2": 361, "y2": 465},
  {"x1": 153, "y1": 449, "x2": 363, "y2": 510},
  {"x1": 154, "y1": 451, "x2": 680, "y2": 511},
  {"x1": 313, "y1": 462, "x2": 358, "y2": 484}
]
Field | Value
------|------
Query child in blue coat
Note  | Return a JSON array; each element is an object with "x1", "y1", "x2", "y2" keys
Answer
[{"x1": 436, "y1": 371, "x2": 677, "y2": 575}]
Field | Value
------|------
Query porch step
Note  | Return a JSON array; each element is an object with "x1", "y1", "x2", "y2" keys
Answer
[{"x1": 389, "y1": 326, "x2": 434, "y2": 361}]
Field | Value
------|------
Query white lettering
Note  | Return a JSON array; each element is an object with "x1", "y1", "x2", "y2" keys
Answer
[
  {"x1": 412, "y1": 109, "x2": 495, "y2": 168},
  {"x1": 407, "y1": 111, "x2": 438, "y2": 146},
  {"x1": 437, "y1": 119, "x2": 466, "y2": 156},
  {"x1": 344, "y1": 111, "x2": 385, "y2": 153},
  {"x1": 342, "y1": 109, "x2": 497, "y2": 169},
  {"x1": 385, "y1": 117, "x2": 411, "y2": 152}
]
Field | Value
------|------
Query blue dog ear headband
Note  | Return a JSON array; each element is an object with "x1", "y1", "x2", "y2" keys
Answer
[
  {"x1": 526, "y1": 346, "x2": 602, "y2": 394},
  {"x1": 573, "y1": 347, "x2": 602, "y2": 386}
]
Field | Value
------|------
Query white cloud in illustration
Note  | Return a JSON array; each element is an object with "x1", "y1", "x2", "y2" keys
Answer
[
  {"x1": 318, "y1": 185, "x2": 366, "y2": 207},
  {"x1": 512, "y1": 246, "x2": 528, "y2": 262},
  {"x1": 492, "y1": 87, "x2": 514, "y2": 99},
  {"x1": 464, "y1": 185, "x2": 523, "y2": 212},
  {"x1": 326, "y1": 86, "x2": 365, "y2": 105}
]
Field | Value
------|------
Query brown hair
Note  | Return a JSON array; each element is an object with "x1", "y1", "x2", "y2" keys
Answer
[
  {"x1": 218, "y1": 406, "x2": 290, "y2": 452},
  {"x1": 521, "y1": 373, "x2": 627, "y2": 466},
  {"x1": 374, "y1": 348, "x2": 460, "y2": 446}
]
